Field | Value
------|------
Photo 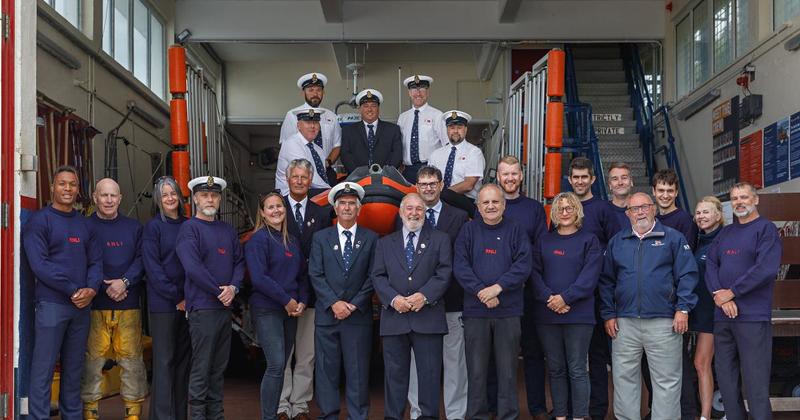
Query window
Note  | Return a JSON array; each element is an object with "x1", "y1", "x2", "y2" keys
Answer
[
  {"x1": 676, "y1": 16, "x2": 693, "y2": 97},
  {"x1": 693, "y1": 1, "x2": 711, "y2": 87},
  {"x1": 102, "y1": 0, "x2": 166, "y2": 99},
  {"x1": 674, "y1": 0, "x2": 764, "y2": 97},
  {"x1": 44, "y1": 0, "x2": 81, "y2": 29},
  {"x1": 736, "y1": 0, "x2": 758, "y2": 56},
  {"x1": 775, "y1": 0, "x2": 800, "y2": 29},
  {"x1": 713, "y1": 0, "x2": 734, "y2": 72}
]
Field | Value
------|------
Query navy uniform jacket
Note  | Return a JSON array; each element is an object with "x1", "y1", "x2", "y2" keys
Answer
[
  {"x1": 341, "y1": 120, "x2": 403, "y2": 173},
  {"x1": 371, "y1": 226, "x2": 452, "y2": 336},
  {"x1": 394, "y1": 202, "x2": 468, "y2": 312},
  {"x1": 284, "y1": 195, "x2": 333, "y2": 308},
  {"x1": 309, "y1": 225, "x2": 378, "y2": 326}
]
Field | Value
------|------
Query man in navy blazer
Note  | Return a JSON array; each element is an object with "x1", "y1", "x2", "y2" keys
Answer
[
  {"x1": 340, "y1": 89, "x2": 403, "y2": 174},
  {"x1": 309, "y1": 182, "x2": 377, "y2": 420},
  {"x1": 279, "y1": 158, "x2": 333, "y2": 420},
  {"x1": 373, "y1": 193, "x2": 452, "y2": 420}
]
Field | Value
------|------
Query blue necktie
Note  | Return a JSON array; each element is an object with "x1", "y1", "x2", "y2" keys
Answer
[
  {"x1": 343, "y1": 230, "x2": 353, "y2": 271},
  {"x1": 313, "y1": 131, "x2": 323, "y2": 148},
  {"x1": 405, "y1": 231, "x2": 416, "y2": 270},
  {"x1": 426, "y1": 208, "x2": 436, "y2": 228},
  {"x1": 443, "y1": 146, "x2": 457, "y2": 188},
  {"x1": 306, "y1": 142, "x2": 328, "y2": 184},
  {"x1": 367, "y1": 124, "x2": 376, "y2": 165},
  {"x1": 294, "y1": 203, "x2": 304, "y2": 234},
  {"x1": 410, "y1": 110, "x2": 421, "y2": 164}
]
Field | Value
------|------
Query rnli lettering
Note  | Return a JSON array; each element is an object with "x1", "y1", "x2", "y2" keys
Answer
[
  {"x1": 68, "y1": 237, "x2": 81, "y2": 243},
  {"x1": 725, "y1": 249, "x2": 740, "y2": 256},
  {"x1": 217, "y1": 248, "x2": 227, "y2": 255},
  {"x1": 484, "y1": 248, "x2": 497, "y2": 255},
  {"x1": 106, "y1": 241, "x2": 124, "y2": 248},
  {"x1": 285, "y1": 251, "x2": 294, "y2": 258},
  {"x1": 553, "y1": 249, "x2": 566, "y2": 256}
]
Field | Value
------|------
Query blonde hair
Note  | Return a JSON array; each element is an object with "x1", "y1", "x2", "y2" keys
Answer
[
  {"x1": 550, "y1": 192, "x2": 584, "y2": 229},
  {"x1": 254, "y1": 192, "x2": 291, "y2": 249},
  {"x1": 695, "y1": 195, "x2": 725, "y2": 227}
]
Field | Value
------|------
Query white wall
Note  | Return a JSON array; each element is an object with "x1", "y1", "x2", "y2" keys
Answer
[{"x1": 663, "y1": 7, "x2": 800, "y2": 202}]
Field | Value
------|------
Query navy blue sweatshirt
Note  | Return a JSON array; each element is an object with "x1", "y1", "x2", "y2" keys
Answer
[
  {"x1": 244, "y1": 227, "x2": 308, "y2": 311},
  {"x1": 531, "y1": 229, "x2": 602, "y2": 324},
  {"x1": 692, "y1": 227, "x2": 720, "y2": 325},
  {"x1": 176, "y1": 217, "x2": 246, "y2": 311},
  {"x1": 23, "y1": 206, "x2": 103, "y2": 305},
  {"x1": 611, "y1": 203, "x2": 630, "y2": 236},
  {"x1": 705, "y1": 216, "x2": 782, "y2": 322},
  {"x1": 143, "y1": 214, "x2": 187, "y2": 312},
  {"x1": 580, "y1": 196, "x2": 621, "y2": 248},
  {"x1": 657, "y1": 208, "x2": 698, "y2": 249},
  {"x1": 87, "y1": 213, "x2": 144, "y2": 310},
  {"x1": 454, "y1": 217, "x2": 532, "y2": 318}
]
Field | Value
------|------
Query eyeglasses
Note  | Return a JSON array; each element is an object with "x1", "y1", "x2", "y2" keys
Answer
[
  {"x1": 558, "y1": 206, "x2": 576, "y2": 214},
  {"x1": 416, "y1": 181, "x2": 440, "y2": 190},
  {"x1": 627, "y1": 204, "x2": 654, "y2": 213}
]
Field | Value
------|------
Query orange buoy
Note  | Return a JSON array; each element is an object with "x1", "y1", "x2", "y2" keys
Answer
[
  {"x1": 547, "y1": 49, "x2": 565, "y2": 98},
  {"x1": 545, "y1": 101, "x2": 564, "y2": 148},
  {"x1": 543, "y1": 152, "x2": 562, "y2": 199},
  {"x1": 170, "y1": 99, "x2": 188, "y2": 146},
  {"x1": 172, "y1": 151, "x2": 191, "y2": 197},
  {"x1": 168, "y1": 45, "x2": 187, "y2": 94}
]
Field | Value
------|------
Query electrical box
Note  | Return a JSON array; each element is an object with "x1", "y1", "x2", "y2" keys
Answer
[{"x1": 741, "y1": 94, "x2": 763, "y2": 124}]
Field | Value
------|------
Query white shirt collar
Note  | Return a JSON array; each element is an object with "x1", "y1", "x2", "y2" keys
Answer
[
  {"x1": 632, "y1": 220, "x2": 656, "y2": 239},
  {"x1": 287, "y1": 195, "x2": 308, "y2": 211},
  {"x1": 337, "y1": 222, "x2": 358, "y2": 237},
  {"x1": 412, "y1": 103, "x2": 429, "y2": 112},
  {"x1": 427, "y1": 200, "x2": 443, "y2": 214},
  {"x1": 363, "y1": 120, "x2": 379, "y2": 130}
]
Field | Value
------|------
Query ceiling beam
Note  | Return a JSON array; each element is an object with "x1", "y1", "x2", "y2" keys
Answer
[
  {"x1": 477, "y1": 42, "x2": 502, "y2": 81},
  {"x1": 321, "y1": 0, "x2": 344, "y2": 23},
  {"x1": 498, "y1": 0, "x2": 522, "y2": 23}
]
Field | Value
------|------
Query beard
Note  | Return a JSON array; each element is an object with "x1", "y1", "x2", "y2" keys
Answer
[
  {"x1": 733, "y1": 205, "x2": 755, "y2": 218},
  {"x1": 200, "y1": 206, "x2": 218, "y2": 217},
  {"x1": 305, "y1": 95, "x2": 322, "y2": 107},
  {"x1": 403, "y1": 217, "x2": 424, "y2": 232}
]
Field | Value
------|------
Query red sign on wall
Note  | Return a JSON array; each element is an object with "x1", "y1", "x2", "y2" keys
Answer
[{"x1": 739, "y1": 130, "x2": 763, "y2": 188}]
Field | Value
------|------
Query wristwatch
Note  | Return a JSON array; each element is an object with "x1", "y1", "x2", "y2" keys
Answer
[
  {"x1": 679, "y1": 310, "x2": 688, "y2": 314},
  {"x1": 121, "y1": 277, "x2": 130, "y2": 288},
  {"x1": 232, "y1": 285, "x2": 239, "y2": 294}
]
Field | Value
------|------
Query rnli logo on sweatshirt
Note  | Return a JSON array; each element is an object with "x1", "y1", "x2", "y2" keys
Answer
[
  {"x1": 553, "y1": 249, "x2": 566, "y2": 256},
  {"x1": 217, "y1": 248, "x2": 227, "y2": 255},
  {"x1": 651, "y1": 240, "x2": 665, "y2": 247},
  {"x1": 68, "y1": 237, "x2": 81, "y2": 244},
  {"x1": 725, "y1": 249, "x2": 740, "y2": 256},
  {"x1": 285, "y1": 251, "x2": 294, "y2": 258},
  {"x1": 484, "y1": 248, "x2": 497, "y2": 255},
  {"x1": 106, "y1": 241, "x2": 124, "y2": 248}
]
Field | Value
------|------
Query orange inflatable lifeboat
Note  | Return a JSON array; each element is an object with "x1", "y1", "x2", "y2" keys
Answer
[{"x1": 311, "y1": 164, "x2": 416, "y2": 236}]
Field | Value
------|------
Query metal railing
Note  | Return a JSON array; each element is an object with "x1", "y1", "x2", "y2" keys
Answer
[
  {"x1": 623, "y1": 44, "x2": 689, "y2": 210},
  {"x1": 564, "y1": 44, "x2": 607, "y2": 200}
]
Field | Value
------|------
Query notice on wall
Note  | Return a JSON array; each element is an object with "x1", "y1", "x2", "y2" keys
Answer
[
  {"x1": 763, "y1": 118, "x2": 791, "y2": 187},
  {"x1": 739, "y1": 130, "x2": 763, "y2": 189},
  {"x1": 791, "y1": 112, "x2": 800, "y2": 179},
  {"x1": 712, "y1": 96, "x2": 740, "y2": 198}
]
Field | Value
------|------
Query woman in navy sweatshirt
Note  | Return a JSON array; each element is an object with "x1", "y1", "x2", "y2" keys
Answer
[
  {"x1": 531, "y1": 192, "x2": 602, "y2": 420},
  {"x1": 690, "y1": 196, "x2": 724, "y2": 420},
  {"x1": 142, "y1": 176, "x2": 191, "y2": 420},
  {"x1": 244, "y1": 191, "x2": 307, "y2": 420}
]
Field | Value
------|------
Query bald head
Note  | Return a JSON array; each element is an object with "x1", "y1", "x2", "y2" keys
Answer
[{"x1": 93, "y1": 178, "x2": 122, "y2": 220}]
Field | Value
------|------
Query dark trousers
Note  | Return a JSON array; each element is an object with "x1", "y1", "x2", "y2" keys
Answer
[
  {"x1": 314, "y1": 322, "x2": 372, "y2": 420},
  {"x1": 401, "y1": 163, "x2": 426, "y2": 184},
  {"x1": 538, "y1": 323, "x2": 594, "y2": 418},
  {"x1": 522, "y1": 294, "x2": 548, "y2": 416},
  {"x1": 383, "y1": 332, "x2": 443, "y2": 420},
  {"x1": 588, "y1": 322, "x2": 611, "y2": 418},
  {"x1": 254, "y1": 309, "x2": 297, "y2": 420},
  {"x1": 188, "y1": 309, "x2": 232, "y2": 420},
  {"x1": 464, "y1": 316, "x2": 521, "y2": 420},
  {"x1": 149, "y1": 311, "x2": 192, "y2": 420},
  {"x1": 28, "y1": 301, "x2": 90, "y2": 420},
  {"x1": 714, "y1": 321, "x2": 773, "y2": 420}
]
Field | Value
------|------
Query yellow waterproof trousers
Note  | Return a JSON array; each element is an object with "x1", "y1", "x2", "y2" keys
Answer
[{"x1": 81, "y1": 309, "x2": 147, "y2": 419}]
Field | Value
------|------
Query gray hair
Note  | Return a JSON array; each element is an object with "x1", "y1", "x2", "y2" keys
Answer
[
  {"x1": 288, "y1": 158, "x2": 314, "y2": 177},
  {"x1": 475, "y1": 183, "x2": 505, "y2": 205},
  {"x1": 154, "y1": 176, "x2": 185, "y2": 222}
]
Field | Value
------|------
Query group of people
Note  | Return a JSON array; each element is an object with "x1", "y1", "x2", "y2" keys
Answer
[{"x1": 22, "y1": 68, "x2": 783, "y2": 420}]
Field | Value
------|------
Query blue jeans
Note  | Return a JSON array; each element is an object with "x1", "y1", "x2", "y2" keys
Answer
[
  {"x1": 537, "y1": 323, "x2": 594, "y2": 418},
  {"x1": 254, "y1": 309, "x2": 297, "y2": 420}
]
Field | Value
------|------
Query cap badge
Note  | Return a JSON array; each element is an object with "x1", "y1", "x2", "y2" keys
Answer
[
  {"x1": 206, "y1": 175, "x2": 214, "y2": 186},
  {"x1": 311, "y1": 73, "x2": 318, "y2": 82},
  {"x1": 366, "y1": 91, "x2": 373, "y2": 98},
  {"x1": 451, "y1": 111, "x2": 458, "y2": 119},
  {"x1": 414, "y1": 75, "x2": 420, "y2": 83},
  {"x1": 308, "y1": 108, "x2": 315, "y2": 117},
  {"x1": 344, "y1": 184, "x2": 352, "y2": 193}
]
